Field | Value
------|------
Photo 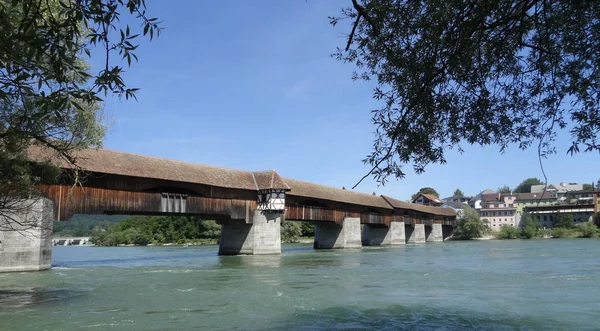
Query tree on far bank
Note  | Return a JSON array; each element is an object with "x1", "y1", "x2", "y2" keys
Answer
[
  {"x1": 452, "y1": 206, "x2": 488, "y2": 240},
  {"x1": 411, "y1": 187, "x2": 439, "y2": 201},
  {"x1": 497, "y1": 186, "x2": 511, "y2": 194},
  {"x1": 583, "y1": 183, "x2": 594, "y2": 190},
  {"x1": 453, "y1": 189, "x2": 464, "y2": 197},
  {"x1": 553, "y1": 213, "x2": 574, "y2": 229},
  {"x1": 520, "y1": 213, "x2": 539, "y2": 239},
  {"x1": 514, "y1": 178, "x2": 545, "y2": 193},
  {"x1": 332, "y1": 1, "x2": 600, "y2": 188},
  {"x1": 281, "y1": 221, "x2": 302, "y2": 243}
]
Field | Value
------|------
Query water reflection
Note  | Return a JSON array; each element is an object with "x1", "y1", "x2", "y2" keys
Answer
[
  {"x1": 218, "y1": 254, "x2": 283, "y2": 269},
  {"x1": 0, "y1": 287, "x2": 88, "y2": 310}
]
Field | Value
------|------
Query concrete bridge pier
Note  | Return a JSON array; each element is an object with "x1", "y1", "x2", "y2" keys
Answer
[
  {"x1": 0, "y1": 199, "x2": 53, "y2": 272},
  {"x1": 405, "y1": 223, "x2": 426, "y2": 244},
  {"x1": 425, "y1": 224, "x2": 443, "y2": 242},
  {"x1": 218, "y1": 210, "x2": 281, "y2": 255},
  {"x1": 313, "y1": 217, "x2": 361, "y2": 249},
  {"x1": 362, "y1": 221, "x2": 405, "y2": 246}
]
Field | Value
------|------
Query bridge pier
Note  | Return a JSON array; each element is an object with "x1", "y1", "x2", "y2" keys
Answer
[
  {"x1": 405, "y1": 223, "x2": 426, "y2": 244},
  {"x1": 425, "y1": 224, "x2": 443, "y2": 242},
  {"x1": 218, "y1": 210, "x2": 281, "y2": 255},
  {"x1": 313, "y1": 217, "x2": 361, "y2": 249},
  {"x1": 362, "y1": 222, "x2": 405, "y2": 246},
  {"x1": 0, "y1": 199, "x2": 53, "y2": 272},
  {"x1": 442, "y1": 225, "x2": 454, "y2": 241}
]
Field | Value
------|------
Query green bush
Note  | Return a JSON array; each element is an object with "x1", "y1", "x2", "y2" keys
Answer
[
  {"x1": 551, "y1": 227, "x2": 571, "y2": 238},
  {"x1": 91, "y1": 216, "x2": 222, "y2": 246},
  {"x1": 281, "y1": 221, "x2": 302, "y2": 243},
  {"x1": 577, "y1": 222, "x2": 598, "y2": 238},
  {"x1": 300, "y1": 222, "x2": 315, "y2": 237},
  {"x1": 519, "y1": 213, "x2": 539, "y2": 239},
  {"x1": 521, "y1": 226, "x2": 537, "y2": 239},
  {"x1": 553, "y1": 213, "x2": 574, "y2": 229},
  {"x1": 497, "y1": 225, "x2": 520, "y2": 239}
]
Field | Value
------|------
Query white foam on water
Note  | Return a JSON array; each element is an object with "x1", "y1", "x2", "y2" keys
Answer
[{"x1": 176, "y1": 288, "x2": 195, "y2": 292}]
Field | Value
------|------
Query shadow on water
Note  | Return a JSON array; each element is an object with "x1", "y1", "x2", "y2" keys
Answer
[
  {"x1": 52, "y1": 250, "x2": 217, "y2": 268},
  {"x1": 263, "y1": 304, "x2": 570, "y2": 331},
  {"x1": 0, "y1": 287, "x2": 89, "y2": 311}
]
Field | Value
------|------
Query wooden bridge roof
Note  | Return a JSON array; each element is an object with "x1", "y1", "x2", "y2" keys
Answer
[
  {"x1": 284, "y1": 178, "x2": 393, "y2": 210},
  {"x1": 27, "y1": 146, "x2": 288, "y2": 191},
  {"x1": 382, "y1": 195, "x2": 456, "y2": 217},
  {"x1": 28, "y1": 146, "x2": 454, "y2": 217}
]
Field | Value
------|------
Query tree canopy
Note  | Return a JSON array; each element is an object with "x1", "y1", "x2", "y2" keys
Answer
[
  {"x1": 497, "y1": 185, "x2": 511, "y2": 194},
  {"x1": 452, "y1": 205, "x2": 488, "y2": 239},
  {"x1": 0, "y1": 0, "x2": 160, "y2": 230},
  {"x1": 332, "y1": 1, "x2": 600, "y2": 187},
  {"x1": 514, "y1": 178, "x2": 544, "y2": 193},
  {"x1": 411, "y1": 187, "x2": 439, "y2": 200},
  {"x1": 453, "y1": 189, "x2": 464, "y2": 197}
]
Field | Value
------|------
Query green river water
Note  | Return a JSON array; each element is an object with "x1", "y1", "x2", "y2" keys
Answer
[{"x1": 1, "y1": 239, "x2": 599, "y2": 330}]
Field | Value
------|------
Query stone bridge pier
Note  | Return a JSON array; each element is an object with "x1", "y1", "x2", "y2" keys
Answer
[
  {"x1": 218, "y1": 210, "x2": 282, "y2": 255},
  {"x1": 405, "y1": 223, "x2": 426, "y2": 243},
  {"x1": 0, "y1": 199, "x2": 54, "y2": 272},
  {"x1": 425, "y1": 224, "x2": 443, "y2": 242},
  {"x1": 362, "y1": 221, "x2": 405, "y2": 246},
  {"x1": 313, "y1": 217, "x2": 361, "y2": 249}
]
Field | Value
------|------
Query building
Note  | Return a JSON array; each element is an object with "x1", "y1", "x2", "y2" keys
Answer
[
  {"x1": 514, "y1": 192, "x2": 556, "y2": 213},
  {"x1": 441, "y1": 200, "x2": 468, "y2": 219},
  {"x1": 524, "y1": 189, "x2": 599, "y2": 228},
  {"x1": 530, "y1": 182, "x2": 583, "y2": 202},
  {"x1": 412, "y1": 193, "x2": 443, "y2": 207},
  {"x1": 469, "y1": 189, "x2": 495, "y2": 210},
  {"x1": 443, "y1": 195, "x2": 471, "y2": 204},
  {"x1": 479, "y1": 193, "x2": 518, "y2": 231}
]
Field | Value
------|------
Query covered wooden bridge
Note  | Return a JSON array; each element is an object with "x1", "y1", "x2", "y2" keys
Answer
[{"x1": 28, "y1": 146, "x2": 455, "y2": 254}]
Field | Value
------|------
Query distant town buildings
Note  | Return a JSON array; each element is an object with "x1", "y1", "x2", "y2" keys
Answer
[
  {"x1": 479, "y1": 193, "x2": 518, "y2": 230},
  {"x1": 412, "y1": 193, "x2": 443, "y2": 207},
  {"x1": 463, "y1": 182, "x2": 599, "y2": 232}
]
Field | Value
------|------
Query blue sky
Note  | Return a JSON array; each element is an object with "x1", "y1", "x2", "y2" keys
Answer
[{"x1": 90, "y1": 0, "x2": 599, "y2": 200}]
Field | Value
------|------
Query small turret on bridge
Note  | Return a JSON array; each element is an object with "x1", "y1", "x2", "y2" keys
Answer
[{"x1": 0, "y1": 146, "x2": 456, "y2": 272}]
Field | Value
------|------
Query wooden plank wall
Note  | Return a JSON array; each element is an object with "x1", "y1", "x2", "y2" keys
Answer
[{"x1": 41, "y1": 184, "x2": 255, "y2": 221}]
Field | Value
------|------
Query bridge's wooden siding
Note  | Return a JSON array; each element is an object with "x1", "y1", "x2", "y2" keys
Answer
[
  {"x1": 41, "y1": 173, "x2": 454, "y2": 226},
  {"x1": 284, "y1": 206, "x2": 396, "y2": 224},
  {"x1": 284, "y1": 205, "x2": 350, "y2": 223},
  {"x1": 41, "y1": 184, "x2": 254, "y2": 221},
  {"x1": 283, "y1": 206, "x2": 453, "y2": 225}
]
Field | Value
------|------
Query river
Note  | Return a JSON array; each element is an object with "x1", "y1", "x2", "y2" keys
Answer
[{"x1": 1, "y1": 239, "x2": 599, "y2": 330}]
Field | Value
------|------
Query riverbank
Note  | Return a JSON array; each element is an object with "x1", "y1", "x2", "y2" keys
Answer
[{"x1": 99, "y1": 237, "x2": 317, "y2": 247}]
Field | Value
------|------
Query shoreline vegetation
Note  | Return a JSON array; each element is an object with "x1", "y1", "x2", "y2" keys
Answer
[
  {"x1": 451, "y1": 208, "x2": 600, "y2": 241},
  {"x1": 53, "y1": 215, "x2": 316, "y2": 247},
  {"x1": 55, "y1": 210, "x2": 600, "y2": 247}
]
